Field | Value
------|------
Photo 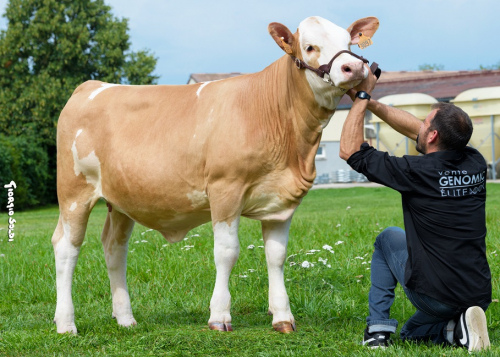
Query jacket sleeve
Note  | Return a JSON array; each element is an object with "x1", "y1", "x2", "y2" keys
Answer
[{"x1": 347, "y1": 143, "x2": 418, "y2": 193}]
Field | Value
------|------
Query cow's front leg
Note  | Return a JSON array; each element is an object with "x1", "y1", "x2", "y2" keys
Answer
[
  {"x1": 208, "y1": 217, "x2": 240, "y2": 331},
  {"x1": 262, "y1": 218, "x2": 296, "y2": 333}
]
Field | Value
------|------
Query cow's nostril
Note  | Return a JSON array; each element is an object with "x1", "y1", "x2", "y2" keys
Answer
[{"x1": 342, "y1": 65, "x2": 352, "y2": 73}]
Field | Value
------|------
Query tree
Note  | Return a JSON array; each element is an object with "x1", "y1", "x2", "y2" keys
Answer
[
  {"x1": 0, "y1": 0, "x2": 158, "y2": 146},
  {"x1": 0, "y1": 0, "x2": 158, "y2": 208},
  {"x1": 479, "y1": 61, "x2": 500, "y2": 70},
  {"x1": 418, "y1": 63, "x2": 444, "y2": 71}
]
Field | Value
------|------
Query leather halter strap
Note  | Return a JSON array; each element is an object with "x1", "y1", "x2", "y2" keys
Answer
[{"x1": 290, "y1": 50, "x2": 381, "y2": 84}]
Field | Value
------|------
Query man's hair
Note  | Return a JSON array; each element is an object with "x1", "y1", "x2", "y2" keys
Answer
[{"x1": 429, "y1": 102, "x2": 473, "y2": 151}]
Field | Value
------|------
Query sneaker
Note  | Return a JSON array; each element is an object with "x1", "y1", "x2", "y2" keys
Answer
[
  {"x1": 362, "y1": 328, "x2": 391, "y2": 348},
  {"x1": 454, "y1": 306, "x2": 490, "y2": 351}
]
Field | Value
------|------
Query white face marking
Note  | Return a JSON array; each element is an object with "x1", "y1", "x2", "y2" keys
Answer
[
  {"x1": 89, "y1": 83, "x2": 120, "y2": 100},
  {"x1": 187, "y1": 190, "x2": 209, "y2": 209},
  {"x1": 69, "y1": 202, "x2": 77, "y2": 212},
  {"x1": 298, "y1": 16, "x2": 368, "y2": 110},
  {"x1": 76, "y1": 129, "x2": 83, "y2": 138}
]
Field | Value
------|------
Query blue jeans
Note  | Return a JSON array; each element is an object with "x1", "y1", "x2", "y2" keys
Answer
[{"x1": 367, "y1": 227, "x2": 489, "y2": 344}]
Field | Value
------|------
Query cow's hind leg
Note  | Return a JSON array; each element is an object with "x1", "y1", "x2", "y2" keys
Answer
[
  {"x1": 262, "y1": 218, "x2": 296, "y2": 333},
  {"x1": 52, "y1": 204, "x2": 91, "y2": 334},
  {"x1": 101, "y1": 208, "x2": 136, "y2": 327},
  {"x1": 208, "y1": 216, "x2": 240, "y2": 331}
]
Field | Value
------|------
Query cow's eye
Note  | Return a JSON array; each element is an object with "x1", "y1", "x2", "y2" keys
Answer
[{"x1": 306, "y1": 45, "x2": 314, "y2": 52}]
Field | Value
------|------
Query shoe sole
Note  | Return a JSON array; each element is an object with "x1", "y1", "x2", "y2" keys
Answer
[{"x1": 465, "y1": 306, "x2": 490, "y2": 351}]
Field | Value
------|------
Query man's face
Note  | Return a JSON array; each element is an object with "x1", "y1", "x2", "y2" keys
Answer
[{"x1": 416, "y1": 109, "x2": 438, "y2": 154}]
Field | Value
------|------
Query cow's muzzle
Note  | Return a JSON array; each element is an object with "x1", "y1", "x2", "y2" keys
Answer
[{"x1": 291, "y1": 50, "x2": 381, "y2": 87}]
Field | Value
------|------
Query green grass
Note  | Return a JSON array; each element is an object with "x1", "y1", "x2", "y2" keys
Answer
[{"x1": 0, "y1": 184, "x2": 499, "y2": 356}]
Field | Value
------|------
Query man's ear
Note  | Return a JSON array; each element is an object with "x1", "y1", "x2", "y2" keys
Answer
[
  {"x1": 268, "y1": 22, "x2": 296, "y2": 55},
  {"x1": 428, "y1": 130, "x2": 439, "y2": 144},
  {"x1": 347, "y1": 17, "x2": 379, "y2": 45}
]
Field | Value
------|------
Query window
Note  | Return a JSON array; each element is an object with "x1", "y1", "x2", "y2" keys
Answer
[{"x1": 316, "y1": 145, "x2": 326, "y2": 160}]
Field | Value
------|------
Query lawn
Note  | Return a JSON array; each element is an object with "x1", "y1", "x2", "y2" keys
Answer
[{"x1": 0, "y1": 184, "x2": 499, "y2": 356}]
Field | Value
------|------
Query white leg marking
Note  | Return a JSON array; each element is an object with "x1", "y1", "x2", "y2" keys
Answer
[
  {"x1": 76, "y1": 129, "x2": 83, "y2": 138},
  {"x1": 105, "y1": 241, "x2": 136, "y2": 327},
  {"x1": 262, "y1": 218, "x2": 295, "y2": 329},
  {"x1": 53, "y1": 221, "x2": 80, "y2": 334},
  {"x1": 88, "y1": 83, "x2": 120, "y2": 100},
  {"x1": 209, "y1": 218, "x2": 240, "y2": 329},
  {"x1": 69, "y1": 202, "x2": 77, "y2": 212}
]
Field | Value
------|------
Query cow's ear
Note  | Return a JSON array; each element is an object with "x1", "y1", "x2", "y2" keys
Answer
[
  {"x1": 347, "y1": 17, "x2": 379, "y2": 45},
  {"x1": 268, "y1": 22, "x2": 296, "y2": 55}
]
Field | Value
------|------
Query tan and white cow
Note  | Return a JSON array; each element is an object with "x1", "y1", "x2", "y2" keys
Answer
[{"x1": 52, "y1": 16, "x2": 379, "y2": 334}]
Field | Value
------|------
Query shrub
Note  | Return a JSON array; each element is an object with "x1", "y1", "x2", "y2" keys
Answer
[{"x1": 0, "y1": 134, "x2": 51, "y2": 211}]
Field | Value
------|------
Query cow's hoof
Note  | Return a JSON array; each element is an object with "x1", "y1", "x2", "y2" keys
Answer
[
  {"x1": 273, "y1": 321, "x2": 296, "y2": 333},
  {"x1": 209, "y1": 322, "x2": 233, "y2": 332},
  {"x1": 56, "y1": 323, "x2": 78, "y2": 334}
]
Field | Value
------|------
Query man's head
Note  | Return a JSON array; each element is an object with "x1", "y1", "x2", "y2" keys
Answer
[{"x1": 416, "y1": 103, "x2": 473, "y2": 154}]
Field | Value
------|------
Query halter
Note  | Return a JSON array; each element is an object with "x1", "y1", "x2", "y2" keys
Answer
[{"x1": 290, "y1": 50, "x2": 381, "y2": 86}]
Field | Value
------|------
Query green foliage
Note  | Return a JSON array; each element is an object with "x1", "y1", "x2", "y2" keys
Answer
[
  {"x1": 0, "y1": 0, "x2": 158, "y2": 209},
  {"x1": 480, "y1": 61, "x2": 500, "y2": 70},
  {"x1": 0, "y1": 134, "x2": 50, "y2": 210},
  {"x1": 418, "y1": 63, "x2": 444, "y2": 71}
]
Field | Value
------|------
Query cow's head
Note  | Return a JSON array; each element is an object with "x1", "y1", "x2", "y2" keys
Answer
[{"x1": 269, "y1": 16, "x2": 379, "y2": 109}]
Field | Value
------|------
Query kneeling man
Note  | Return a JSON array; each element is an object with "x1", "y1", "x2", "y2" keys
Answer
[{"x1": 339, "y1": 68, "x2": 492, "y2": 351}]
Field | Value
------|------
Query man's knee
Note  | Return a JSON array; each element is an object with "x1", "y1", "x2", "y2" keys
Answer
[{"x1": 374, "y1": 226, "x2": 406, "y2": 249}]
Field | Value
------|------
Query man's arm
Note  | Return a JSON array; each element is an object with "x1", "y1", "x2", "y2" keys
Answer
[
  {"x1": 365, "y1": 99, "x2": 421, "y2": 141},
  {"x1": 339, "y1": 66, "x2": 377, "y2": 161},
  {"x1": 339, "y1": 96, "x2": 369, "y2": 161}
]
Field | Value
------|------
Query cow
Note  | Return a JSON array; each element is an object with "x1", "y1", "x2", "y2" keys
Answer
[{"x1": 51, "y1": 15, "x2": 379, "y2": 334}]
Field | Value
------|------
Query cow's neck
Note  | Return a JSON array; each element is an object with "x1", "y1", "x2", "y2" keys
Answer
[{"x1": 262, "y1": 56, "x2": 338, "y2": 193}]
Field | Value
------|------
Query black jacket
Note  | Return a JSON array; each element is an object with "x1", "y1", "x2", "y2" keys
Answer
[{"x1": 348, "y1": 143, "x2": 491, "y2": 308}]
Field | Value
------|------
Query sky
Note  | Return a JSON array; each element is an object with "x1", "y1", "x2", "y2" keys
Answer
[{"x1": 0, "y1": 0, "x2": 499, "y2": 85}]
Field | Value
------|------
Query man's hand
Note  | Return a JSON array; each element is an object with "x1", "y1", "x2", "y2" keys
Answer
[
  {"x1": 346, "y1": 64, "x2": 378, "y2": 102},
  {"x1": 354, "y1": 64, "x2": 378, "y2": 95}
]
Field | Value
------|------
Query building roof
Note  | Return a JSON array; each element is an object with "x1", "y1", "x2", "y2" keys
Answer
[
  {"x1": 187, "y1": 69, "x2": 500, "y2": 108},
  {"x1": 338, "y1": 69, "x2": 500, "y2": 108}
]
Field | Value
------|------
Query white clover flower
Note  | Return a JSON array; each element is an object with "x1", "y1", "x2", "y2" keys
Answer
[
  {"x1": 354, "y1": 256, "x2": 364, "y2": 260},
  {"x1": 289, "y1": 262, "x2": 297, "y2": 267},
  {"x1": 346, "y1": 206, "x2": 351, "y2": 210},
  {"x1": 191, "y1": 234, "x2": 200, "y2": 237},
  {"x1": 247, "y1": 244, "x2": 255, "y2": 250},
  {"x1": 335, "y1": 241, "x2": 344, "y2": 245},
  {"x1": 0, "y1": 254, "x2": 5, "y2": 258},
  {"x1": 134, "y1": 241, "x2": 140, "y2": 244},
  {"x1": 141, "y1": 240, "x2": 148, "y2": 243},
  {"x1": 248, "y1": 269, "x2": 256, "y2": 273},
  {"x1": 322, "y1": 244, "x2": 333, "y2": 251},
  {"x1": 327, "y1": 264, "x2": 331, "y2": 268},
  {"x1": 301, "y1": 261, "x2": 311, "y2": 268},
  {"x1": 181, "y1": 245, "x2": 194, "y2": 250},
  {"x1": 318, "y1": 257, "x2": 328, "y2": 265},
  {"x1": 183, "y1": 237, "x2": 189, "y2": 241},
  {"x1": 239, "y1": 275, "x2": 248, "y2": 278},
  {"x1": 336, "y1": 223, "x2": 341, "y2": 228},
  {"x1": 362, "y1": 262, "x2": 367, "y2": 265},
  {"x1": 141, "y1": 229, "x2": 153, "y2": 235},
  {"x1": 162, "y1": 244, "x2": 168, "y2": 247},
  {"x1": 258, "y1": 246, "x2": 264, "y2": 248},
  {"x1": 130, "y1": 249, "x2": 135, "y2": 253}
]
